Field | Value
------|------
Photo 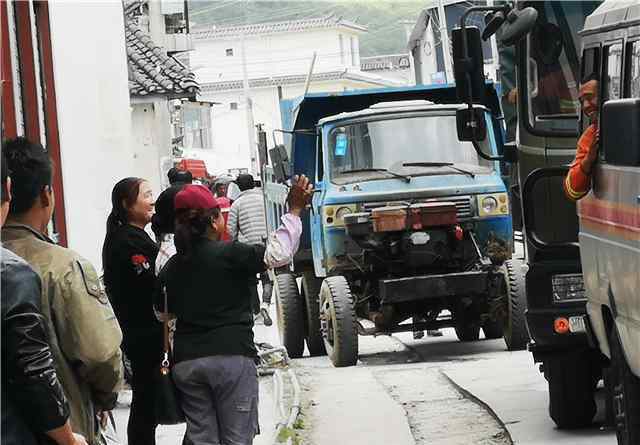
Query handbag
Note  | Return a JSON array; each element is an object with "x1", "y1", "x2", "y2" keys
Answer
[{"x1": 154, "y1": 280, "x2": 185, "y2": 425}]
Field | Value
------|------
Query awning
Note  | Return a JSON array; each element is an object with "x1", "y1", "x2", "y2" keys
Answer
[{"x1": 178, "y1": 159, "x2": 208, "y2": 179}]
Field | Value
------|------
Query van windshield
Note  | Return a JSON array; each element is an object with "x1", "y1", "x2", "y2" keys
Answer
[{"x1": 327, "y1": 113, "x2": 494, "y2": 184}]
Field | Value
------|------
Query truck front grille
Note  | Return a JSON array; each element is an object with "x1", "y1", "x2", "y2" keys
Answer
[{"x1": 361, "y1": 195, "x2": 474, "y2": 220}]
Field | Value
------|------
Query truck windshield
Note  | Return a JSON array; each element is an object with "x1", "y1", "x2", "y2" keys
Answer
[
  {"x1": 524, "y1": 1, "x2": 600, "y2": 134},
  {"x1": 328, "y1": 113, "x2": 494, "y2": 184}
]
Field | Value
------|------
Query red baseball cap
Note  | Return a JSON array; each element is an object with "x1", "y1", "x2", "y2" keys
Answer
[{"x1": 174, "y1": 184, "x2": 219, "y2": 210}]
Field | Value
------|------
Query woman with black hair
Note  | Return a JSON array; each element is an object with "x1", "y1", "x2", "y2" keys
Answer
[
  {"x1": 101, "y1": 178, "x2": 161, "y2": 445},
  {"x1": 160, "y1": 176, "x2": 312, "y2": 445}
]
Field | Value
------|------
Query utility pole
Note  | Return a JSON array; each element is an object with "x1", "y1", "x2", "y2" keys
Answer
[
  {"x1": 241, "y1": 0, "x2": 258, "y2": 175},
  {"x1": 437, "y1": 0, "x2": 454, "y2": 84}
]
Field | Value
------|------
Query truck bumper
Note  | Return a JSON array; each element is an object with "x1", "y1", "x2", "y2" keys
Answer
[
  {"x1": 379, "y1": 271, "x2": 489, "y2": 304},
  {"x1": 526, "y1": 307, "x2": 595, "y2": 362}
]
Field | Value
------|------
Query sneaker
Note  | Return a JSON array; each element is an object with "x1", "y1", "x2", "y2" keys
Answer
[
  {"x1": 413, "y1": 330, "x2": 425, "y2": 340},
  {"x1": 260, "y1": 306, "x2": 273, "y2": 326},
  {"x1": 427, "y1": 329, "x2": 443, "y2": 337}
]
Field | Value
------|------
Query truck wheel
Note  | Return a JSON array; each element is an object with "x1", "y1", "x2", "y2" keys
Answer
[
  {"x1": 482, "y1": 318, "x2": 504, "y2": 339},
  {"x1": 275, "y1": 273, "x2": 305, "y2": 359},
  {"x1": 501, "y1": 259, "x2": 529, "y2": 351},
  {"x1": 455, "y1": 323, "x2": 481, "y2": 342},
  {"x1": 545, "y1": 351, "x2": 597, "y2": 428},
  {"x1": 609, "y1": 326, "x2": 640, "y2": 445},
  {"x1": 319, "y1": 276, "x2": 358, "y2": 367},
  {"x1": 301, "y1": 272, "x2": 326, "y2": 357}
]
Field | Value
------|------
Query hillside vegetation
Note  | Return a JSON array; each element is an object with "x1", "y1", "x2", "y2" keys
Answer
[{"x1": 188, "y1": 0, "x2": 425, "y2": 57}]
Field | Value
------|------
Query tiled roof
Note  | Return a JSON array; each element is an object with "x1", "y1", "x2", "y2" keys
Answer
[
  {"x1": 192, "y1": 14, "x2": 367, "y2": 41},
  {"x1": 124, "y1": 0, "x2": 199, "y2": 98},
  {"x1": 200, "y1": 70, "x2": 397, "y2": 93}
]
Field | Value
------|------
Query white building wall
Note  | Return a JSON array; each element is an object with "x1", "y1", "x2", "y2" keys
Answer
[
  {"x1": 130, "y1": 100, "x2": 171, "y2": 197},
  {"x1": 48, "y1": 1, "x2": 134, "y2": 269},
  {"x1": 192, "y1": 28, "x2": 362, "y2": 83}
]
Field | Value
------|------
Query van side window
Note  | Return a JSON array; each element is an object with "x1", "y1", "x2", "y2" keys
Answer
[
  {"x1": 603, "y1": 43, "x2": 623, "y2": 101},
  {"x1": 627, "y1": 41, "x2": 640, "y2": 98}
]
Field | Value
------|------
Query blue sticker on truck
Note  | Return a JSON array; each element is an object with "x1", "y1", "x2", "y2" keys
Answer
[{"x1": 335, "y1": 133, "x2": 347, "y2": 156}]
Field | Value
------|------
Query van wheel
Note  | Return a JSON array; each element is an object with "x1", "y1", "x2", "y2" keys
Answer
[
  {"x1": 501, "y1": 259, "x2": 529, "y2": 350},
  {"x1": 545, "y1": 351, "x2": 597, "y2": 428},
  {"x1": 609, "y1": 326, "x2": 640, "y2": 444},
  {"x1": 319, "y1": 276, "x2": 358, "y2": 367},
  {"x1": 275, "y1": 273, "x2": 305, "y2": 359},
  {"x1": 301, "y1": 272, "x2": 326, "y2": 357}
]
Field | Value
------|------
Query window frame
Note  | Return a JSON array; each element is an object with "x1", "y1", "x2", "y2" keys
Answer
[
  {"x1": 624, "y1": 38, "x2": 640, "y2": 98},
  {"x1": 602, "y1": 40, "x2": 625, "y2": 103}
]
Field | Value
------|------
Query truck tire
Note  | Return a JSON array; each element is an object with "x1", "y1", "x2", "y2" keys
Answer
[
  {"x1": 545, "y1": 351, "x2": 597, "y2": 428},
  {"x1": 609, "y1": 326, "x2": 640, "y2": 445},
  {"x1": 455, "y1": 323, "x2": 481, "y2": 342},
  {"x1": 301, "y1": 272, "x2": 326, "y2": 357},
  {"x1": 319, "y1": 276, "x2": 358, "y2": 367},
  {"x1": 482, "y1": 318, "x2": 504, "y2": 339},
  {"x1": 275, "y1": 273, "x2": 305, "y2": 358},
  {"x1": 501, "y1": 259, "x2": 529, "y2": 351}
]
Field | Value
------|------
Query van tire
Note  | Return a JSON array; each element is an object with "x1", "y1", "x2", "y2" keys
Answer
[
  {"x1": 275, "y1": 273, "x2": 305, "y2": 359},
  {"x1": 609, "y1": 326, "x2": 640, "y2": 445},
  {"x1": 545, "y1": 351, "x2": 597, "y2": 428},
  {"x1": 320, "y1": 276, "x2": 358, "y2": 367},
  {"x1": 501, "y1": 259, "x2": 529, "y2": 351},
  {"x1": 301, "y1": 272, "x2": 326, "y2": 357}
]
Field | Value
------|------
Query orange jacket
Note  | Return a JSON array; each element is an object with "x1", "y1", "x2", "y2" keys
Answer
[{"x1": 564, "y1": 124, "x2": 597, "y2": 201}]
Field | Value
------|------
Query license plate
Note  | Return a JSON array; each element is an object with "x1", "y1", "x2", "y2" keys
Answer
[{"x1": 569, "y1": 316, "x2": 586, "y2": 333}]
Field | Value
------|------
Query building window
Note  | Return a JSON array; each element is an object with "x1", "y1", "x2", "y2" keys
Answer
[
  {"x1": 226, "y1": 48, "x2": 234, "y2": 56},
  {"x1": 230, "y1": 102, "x2": 238, "y2": 110},
  {"x1": 182, "y1": 102, "x2": 212, "y2": 149},
  {"x1": 339, "y1": 34, "x2": 344, "y2": 64}
]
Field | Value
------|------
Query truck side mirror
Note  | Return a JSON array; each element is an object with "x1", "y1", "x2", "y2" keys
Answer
[
  {"x1": 452, "y1": 26, "x2": 486, "y2": 104},
  {"x1": 269, "y1": 144, "x2": 292, "y2": 183},
  {"x1": 456, "y1": 108, "x2": 486, "y2": 141},
  {"x1": 601, "y1": 99, "x2": 640, "y2": 166}
]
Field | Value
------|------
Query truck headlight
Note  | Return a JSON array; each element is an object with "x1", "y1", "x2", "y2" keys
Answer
[
  {"x1": 477, "y1": 193, "x2": 509, "y2": 217},
  {"x1": 324, "y1": 204, "x2": 357, "y2": 226},
  {"x1": 552, "y1": 274, "x2": 586, "y2": 303}
]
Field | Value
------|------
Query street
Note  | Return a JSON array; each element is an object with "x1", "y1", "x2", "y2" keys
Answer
[{"x1": 112, "y1": 312, "x2": 617, "y2": 445}]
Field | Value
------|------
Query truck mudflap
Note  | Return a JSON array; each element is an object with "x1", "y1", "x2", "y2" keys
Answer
[{"x1": 379, "y1": 270, "x2": 490, "y2": 304}]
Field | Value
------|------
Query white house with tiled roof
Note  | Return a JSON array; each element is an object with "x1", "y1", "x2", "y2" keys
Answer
[{"x1": 185, "y1": 15, "x2": 403, "y2": 175}]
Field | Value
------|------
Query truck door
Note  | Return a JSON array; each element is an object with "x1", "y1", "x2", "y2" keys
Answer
[{"x1": 311, "y1": 132, "x2": 327, "y2": 277}]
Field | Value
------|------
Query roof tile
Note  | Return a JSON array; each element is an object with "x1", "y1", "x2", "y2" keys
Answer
[{"x1": 124, "y1": 0, "x2": 199, "y2": 98}]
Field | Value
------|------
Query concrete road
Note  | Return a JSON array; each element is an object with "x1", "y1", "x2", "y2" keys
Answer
[{"x1": 294, "y1": 327, "x2": 616, "y2": 445}]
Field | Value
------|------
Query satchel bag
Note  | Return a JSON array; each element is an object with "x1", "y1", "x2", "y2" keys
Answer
[{"x1": 154, "y1": 281, "x2": 185, "y2": 425}]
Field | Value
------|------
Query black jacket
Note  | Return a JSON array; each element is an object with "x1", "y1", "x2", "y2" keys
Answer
[
  {"x1": 162, "y1": 239, "x2": 266, "y2": 363},
  {"x1": 1, "y1": 247, "x2": 70, "y2": 445},
  {"x1": 103, "y1": 224, "x2": 162, "y2": 357}
]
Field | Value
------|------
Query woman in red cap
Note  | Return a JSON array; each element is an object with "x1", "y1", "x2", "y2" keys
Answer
[{"x1": 160, "y1": 175, "x2": 312, "y2": 445}]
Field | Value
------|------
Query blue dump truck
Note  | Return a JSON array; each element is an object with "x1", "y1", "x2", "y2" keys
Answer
[{"x1": 264, "y1": 84, "x2": 529, "y2": 367}]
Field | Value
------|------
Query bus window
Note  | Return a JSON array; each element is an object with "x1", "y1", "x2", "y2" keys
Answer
[
  {"x1": 627, "y1": 40, "x2": 640, "y2": 98},
  {"x1": 603, "y1": 43, "x2": 623, "y2": 101},
  {"x1": 581, "y1": 47, "x2": 600, "y2": 81},
  {"x1": 524, "y1": 1, "x2": 600, "y2": 134}
]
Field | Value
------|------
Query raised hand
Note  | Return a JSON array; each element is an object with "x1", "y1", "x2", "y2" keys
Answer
[{"x1": 287, "y1": 175, "x2": 314, "y2": 216}]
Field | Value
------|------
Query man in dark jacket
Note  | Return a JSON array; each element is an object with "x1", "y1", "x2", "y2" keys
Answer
[{"x1": 1, "y1": 151, "x2": 87, "y2": 445}]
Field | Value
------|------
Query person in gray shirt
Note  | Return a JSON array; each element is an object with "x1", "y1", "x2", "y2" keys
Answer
[{"x1": 227, "y1": 174, "x2": 273, "y2": 326}]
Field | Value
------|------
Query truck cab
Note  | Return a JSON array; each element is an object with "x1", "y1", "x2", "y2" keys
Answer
[{"x1": 265, "y1": 84, "x2": 528, "y2": 368}]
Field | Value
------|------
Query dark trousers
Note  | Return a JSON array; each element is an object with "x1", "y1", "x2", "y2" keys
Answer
[{"x1": 128, "y1": 352, "x2": 159, "y2": 445}]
